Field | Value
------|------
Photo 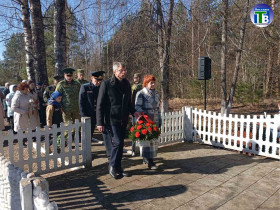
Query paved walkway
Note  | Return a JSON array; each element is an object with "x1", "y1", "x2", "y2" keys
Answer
[{"x1": 47, "y1": 140, "x2": 280, "y2": 210}]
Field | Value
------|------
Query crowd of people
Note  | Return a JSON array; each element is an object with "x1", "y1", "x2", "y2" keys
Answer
[
  {"x1": 1, "y1": 62, "x2": 280, "y2": 179},
  {"x1": 0, "y1": 62, "x2": 162, "y2": 178}
]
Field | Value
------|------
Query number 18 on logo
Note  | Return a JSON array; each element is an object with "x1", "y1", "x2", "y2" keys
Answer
[{"x1": 251, "y1": 4, "x2": 273, "y2": 27}]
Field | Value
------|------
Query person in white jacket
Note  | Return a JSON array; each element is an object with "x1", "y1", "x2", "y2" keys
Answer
[
  {"x1": 5, "y1": 84, "x2": 17, "y2": 131},
  {"x1": 11, "y1": 82, "x2": 31, "y2": 132}
]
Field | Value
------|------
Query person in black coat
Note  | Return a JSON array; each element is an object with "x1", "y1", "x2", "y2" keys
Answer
[
  {"x1": 2, "y1": 82, "x2": 10, "y2": 119},
  {"x1": 96, "y1": 62, "x2": 137, "y2": 179},
  {"x1": 79, "y1": 71, "x2": 112, "y2": 160},
  {"x1": 79, "y1": 71, "x2": 104, "y2": 130}
]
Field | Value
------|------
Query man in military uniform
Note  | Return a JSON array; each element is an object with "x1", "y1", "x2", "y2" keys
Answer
[
  {"x1": 79, "y1": 71, "x2": 105, "y2": 135},
  {"x1": 130, "y1": 73, "x2": 142, "y2": 156},
  {"x1": 131, "y1": 73, "x2": 142, "y2": 105},
  {"x1": 79, "y1": 70, "x2": 112, "y2": 160},
  {"x1": 76, "y1": 69, "x2": 88, "y2": 85},
  {"x1": 56, "y1": 68, "x2": 81, "y2": 123},
  {"x1": 43, "y1": 75, "x2": 62, "y2": 103}
]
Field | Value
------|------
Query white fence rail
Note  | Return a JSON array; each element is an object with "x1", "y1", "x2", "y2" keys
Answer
[
  {"x1": 190, "y1": 107, "x2": 280, "y2": 160},
  {"x1": 0, "y1": 117, "x2": 92, "y2": 175}
]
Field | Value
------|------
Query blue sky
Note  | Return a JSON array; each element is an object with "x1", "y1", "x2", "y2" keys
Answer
[
  {"x1": 0, "y1": 0, "x2": 175, "y2": 61},
  {"x1": 0, "y1": 0, "x2": 142, "y2": 60}
]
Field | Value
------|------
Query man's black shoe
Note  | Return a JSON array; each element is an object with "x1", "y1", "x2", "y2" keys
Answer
[
  {"x1": 116, "y1": 168, "x2": 131, "y2": 177},
  {"x1": 117, "y1": 169, "x2": 130, "y2": 177},
  {"x1": 109, "y1": 166, "x2": 118, "y2": 179},
  {"x1": 143, "y1": 158, "x2": 148, "y2": 164}
]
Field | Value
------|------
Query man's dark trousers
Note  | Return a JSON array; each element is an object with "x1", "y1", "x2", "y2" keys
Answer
[
  {"x1": 101, "y1": 126, "x2": 113, "y2": 160},
  {"x1": 109, "y1": 124, "x2": 127, "y2": 171}
]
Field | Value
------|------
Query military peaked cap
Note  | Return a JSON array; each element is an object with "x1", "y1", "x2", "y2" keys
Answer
[
  {"x1": 62, "y1": 68, "x2": 75, "y2": 74},
  {"x1": 91, "y1": 71, "x2": 105, "y2": 80}
]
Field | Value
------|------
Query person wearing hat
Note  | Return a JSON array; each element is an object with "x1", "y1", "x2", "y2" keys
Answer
[
  {"x1": 43, "y1": 75, "x2": 62, "y2": 103},
  {"x1": 131, "y1": 73, "x2": 142, "y2": 106},
  {"x1": 130, "y1": 73, "x2": 142, "y2": 156},
  {"x1": 55, "y1": 68, "x2": 81, "y2": 123},
  {"x1": 76, "y1": 69, "x2": 88, "y2": 85},
  {"x1": 46, "y1": 91, "x2": 63, "y2": 152},
  {"x1": 79, "y1": 71, "x2": 106, "y2": 140},
  {"x1": 46, "y1": 91, "x2": 63, "y2": 128}
]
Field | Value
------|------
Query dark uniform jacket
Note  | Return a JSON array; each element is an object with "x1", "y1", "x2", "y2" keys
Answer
[
  {"x1": 79, "y1": 82, "x2": 100, "y2": 124},
  {"x1": 96, "y1": 75, "x2": 135, "y2": 126}
]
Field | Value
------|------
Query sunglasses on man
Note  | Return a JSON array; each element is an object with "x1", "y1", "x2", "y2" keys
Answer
[{"x1": 66, "y1": 74, "x2": 73, "y2": 77}]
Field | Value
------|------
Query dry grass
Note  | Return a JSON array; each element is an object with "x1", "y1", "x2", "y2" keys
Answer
[{"x1": 169, "y1": 98, "x2": 279, "y2": 116}]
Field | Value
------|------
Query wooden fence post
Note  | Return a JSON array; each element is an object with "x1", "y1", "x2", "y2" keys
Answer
[{"x1": 81, "y1": 117, "x2": 92, "y2": 168}]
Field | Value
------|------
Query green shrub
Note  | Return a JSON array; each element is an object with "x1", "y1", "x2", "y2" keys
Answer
[{"x1": 235, "y1": 82, "x2": 262, "y2": 104}]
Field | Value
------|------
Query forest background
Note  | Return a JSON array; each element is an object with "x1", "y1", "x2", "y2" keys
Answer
[{"x1": 0, "y1": 0, "x2": 279, "y2": 115}]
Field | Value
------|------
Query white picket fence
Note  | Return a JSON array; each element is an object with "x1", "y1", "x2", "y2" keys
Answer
[
  {"x1": 159, "y1": 107, "x2": 186, "y2": 145},
  {"x1": 190, "y1": 107, "x2": 280, "y2": 160},
  {"x1": 0, "y1": 117, "x2": 92, "y2": 175},
  {"x1": 1, "y1": 107, "x2": 278, "y2": 176}
]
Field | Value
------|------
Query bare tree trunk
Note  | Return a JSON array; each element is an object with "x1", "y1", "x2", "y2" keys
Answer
[
  {"x1": 29, "y1": 0, "x2": 48, "y2": 85},
  {"x1": 54, "y1": 0, "x2": 67, "y2": 76},
  {"x1": 264, "y1": 0, "x2": 275, "y2": 98},
  {"x1": 82, "y1": 0, "x2": 88, "y2": 74},
  {"x1": 197, "y1": 1, "x2": 200, "y2": 56},
  {"x1": 97, "y1": 0, "x2": 103, "y2": 69},
  {"x1": 276, "y1": 39, "x2": 280, "y2": 98},
  {"x1": 18, "y1": 0, "x2": 35, "y2": 81},
  {"x1": 191, "y1": 0, "x2": 194, "y2": 77},
  {"x1": 264, "y1": 49, "x2": 273, "y2": 98},
  {"x1": 157, "y1": 0, "x2": 165, "y2": 109},
  {"x1": 220, "y1": 0, "x2": 228, "y2": 115},
  {"x1": 65, "y1": 1, "x2": 70, "y2": 67},
  {"x1": 156, "y1": 0, "x2": 175, "y2": 113},
  {"x1": 226, "y1": 0, "x2": 250, "y2": 115}
]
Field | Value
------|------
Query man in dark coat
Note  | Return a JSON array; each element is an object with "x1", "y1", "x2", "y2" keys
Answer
[
  {"x1": 79, "y1": 71, "x2": 105, "y2": 135},
  {"x1": 2, "y1": 82, "x2": 10, "y2": 119},
  {"x1": 79, "y1": 70, "x2": 112, "y2": 160},
  {"x1": 97, "y1": 62, "x2": 137, "y2": 179},
  {"x1": 36, "y1": 81, "x2": 46, "y2": 127}
]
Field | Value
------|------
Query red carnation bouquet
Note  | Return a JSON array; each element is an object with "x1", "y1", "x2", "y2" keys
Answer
[{"x1": 129, "y1": 114, "x2": 161, "y2": 142}]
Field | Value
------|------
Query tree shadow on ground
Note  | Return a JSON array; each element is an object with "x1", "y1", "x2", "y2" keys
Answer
[
  {"x1": 47, "y1": 142, "x2": 274, "y2": 209},
  {"x1": 49, "y1": 181, "x2": 187, "y2": 209}
]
